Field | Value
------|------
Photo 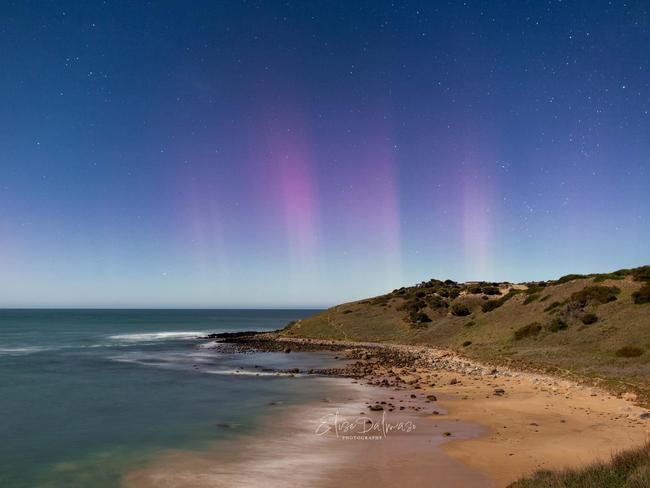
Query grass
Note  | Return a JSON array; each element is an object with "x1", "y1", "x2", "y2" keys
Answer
[
  {"x1": 508, "y1": 441, "x2": 650, "y2": 488},
  {"x1": 482, "y1": 290, "x2": 520, "y2": 312},
  {"x1": 581, "y1": 313, "x2": 598, "y2": 325},
  {"x1": 283, "y1": 265, "x2": 650, "y2": 406},
  {"x1": 514, "y1": 322, "x2": 543, "y2": 340},
  {"x1": 569, "y1": 285, "x2": 621, "y2": 307},
  {"x1": 633, "y1": 284, "x2": 650, "y2": 304},
  {"x1": 616, "y1": 346, "x2": 644, "y2": 358},
  {"x1": 450, "y1": 302, "x2": 472, "y2": 316},
  {"x1": 548, "y1": 318, "x2": 568, "y2": 332},
  {"x1": 523, "y1": 293, "x2": 541, "y2": 305},
  {"x1": 544, "y1": 301, "x2": 562, "y2": 312}
]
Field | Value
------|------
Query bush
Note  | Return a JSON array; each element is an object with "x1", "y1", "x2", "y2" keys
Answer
[
  {"x1": 448, "y1": 288, "x2": 461, "y2": 299},
  {"x1": 467, "y1": 284, "x2": 482, "y2": 294},
  {"x1": 569, "y1": 285, "x2": 620, "y2": 307},
  {"x1": 632, "y1": 265, "x2": 650, "y2": 282},
  {"x1": 615, "y1": 346, "x2": 644, "y2": 358},
  {"x1": 633, "y1": 283, "x2": 650, "y2": 304},
  {"x1": 539, "y1": 294, "x2": 551, "y2": 302},
  {"x1": 481, "y1": 290, "x2": 520, "y2": 313},
  {"x1": 409, "y1": 311, "x2": 432, "y2": 325},
  {"x1": 555, "y1": 274, "x2": 587, "y2": 284},
  {"x1": 482, "y1": 286, "x2": 501, "y2": 295},
  {"x1": 544, "y1": 301, "x2": 562, "y2": 312},
  {"x1": 523, "y1": 293, "x2": 540, "y2": 305},
  {"x1": 581, "y1": 313, "x2": 598, "y2": 325},
  {"x1": 514, "y1": 322, "x2": 543, "y2": 340},
  {"x1": 524, "y1": 282, "x2": 547, "y2": 295},
  {"x1": 548, "y1": 318, "x2": 568, "y2": 332},
  {"x1": 450, "y1": 302, "x2": 472, "y2": 316},
  {"x1": 464, "y1": 321, "x2": 475, "y2": 328},
  {"x1": 426, "y1": 295, "x2": 448, "y2": 309},
  {"x1": 462, "y1": 340, "x2": 472, "y2": 347}
]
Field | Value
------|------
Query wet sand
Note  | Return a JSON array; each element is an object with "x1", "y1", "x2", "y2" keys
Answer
[{"x1": 124, "y1": 378, "x2": 492, "y2": 488}]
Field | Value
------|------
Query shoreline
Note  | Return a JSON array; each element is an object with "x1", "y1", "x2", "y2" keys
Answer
[{"x1": 128, "y1": 332, "x2": 650, "y2": 487}]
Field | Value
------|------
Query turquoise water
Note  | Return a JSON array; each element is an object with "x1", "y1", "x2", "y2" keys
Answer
[{"x1": 0, "y1": 309, "x2": 333, "y2": 487}]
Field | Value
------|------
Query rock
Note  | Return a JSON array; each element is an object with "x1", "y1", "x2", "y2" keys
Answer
[
  {"x1": 426, "y1": 394, "x2": 437, "y2": 401},
  {"x1": 450, "y1": 378, "x2": 458, "y2": 385},
  {"x1": 284, "y1": 347, "x2": 291, "y2": 353},
  {"x1": 368, "y1": 404, "x2": 384, "y2": 411},
  {"x1": 410, "y1": 394, "x2": 417, "y2": 399},
  {"x1": 640, "y1": 412, "x2": 650, "y2": 420},
  {"x1": 494, "y1": 388, "x2": 505, "y2": 396}
]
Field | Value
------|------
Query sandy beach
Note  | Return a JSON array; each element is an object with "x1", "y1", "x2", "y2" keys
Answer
[{"x1": 124, "y1": 336, "x2": 650, "y2": 487}]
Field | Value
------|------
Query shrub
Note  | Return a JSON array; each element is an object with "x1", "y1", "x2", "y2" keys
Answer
[
  {"x1": 539, "y1": 294, "x2": 551, "y2": 302},
  {"x1": 544, "y1": 301, "x2": 562, "y2": 312},
  {"x1": 450, "y1": 302, "x2": 471, "y2": 316},
  {"x1": 482, "y1": 286, "x2": 501, "y2": 295},
  {"x1": 581, "y1": 313, "x2": 598, "y2": 325},
  {"x1": 462, "y1": 340, "x2": 472, "y2": 347},
  {"x1": 514, "y1": 322, "x2": 543, "y2": 340},
  {"x1": 524, "y1": 282, "x2": 547, "y2": 295},
  {"x1": 481, "y1": 290, "x2": 520, "y2": 313},
  {"x1": 632, "y1": 266, "x2": 650, "y2": 282},
  {"x1": 409, "y1": 311, "x2": 432, "y2": 325},
  {"x1": 464, "y1": 321, "x2": 475, "y2": 328},
  {"x1": 467, "y1": 284, "x2": 482, "y2": 294},
  {"x1": 426, "y1": 295, "x2": 448, "y2": 309},
  {"x1": 593, "y1": 272, "x2": 626, "y2": 283},
  {"x1": 633, "y1": 283, "x2": 650, "y2": 304},
  {"x1": 398, "y1": 299, "x2": 426, "y2": 313},
  {"x1": 448, "y1": 288, "x2": 461, "y2": 299},
  {"x1": 555, "y1": 274, "x2": 587, "y2": 284},
  {"x1": 414, "y1": 290, "x2": 426, "y2": 298},
  {"x1": 615, "y1": 346, "x2": 644, "y2": 358},
  {"x1": 569, "y1": 285, "x2": 620, "y2": 307},
  {"x1": 523, "y1": 293, "x2": 540, "y2": 305},
  {"x1": 548, "y1": 318, "x2": 568, "y2": 332}
]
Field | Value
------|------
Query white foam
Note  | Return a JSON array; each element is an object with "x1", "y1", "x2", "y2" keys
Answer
[
  {"x1": 0, "y1": 346, "x2": 50, "y2": 356},
  {"x1": 108, "y1": 331, "x2": 206, "y2": 342}
]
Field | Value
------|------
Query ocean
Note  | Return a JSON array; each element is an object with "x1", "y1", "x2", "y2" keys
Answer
[{"x1": 0, "y1": 309, "x2": 341, "y2": 488}]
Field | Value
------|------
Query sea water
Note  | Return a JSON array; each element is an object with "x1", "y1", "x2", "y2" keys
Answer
[{"x1": 0, "y1": 309, "x2": 335, "y2": 487}]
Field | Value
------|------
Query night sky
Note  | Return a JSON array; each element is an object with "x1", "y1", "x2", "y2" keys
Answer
[{"x1": 1, "y1": 1, "x2": 648, "y2": 307}]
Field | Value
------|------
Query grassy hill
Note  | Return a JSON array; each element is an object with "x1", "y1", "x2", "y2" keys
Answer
[{"x1": 283, "y1": 266, "x2": 650, "y2": 403}]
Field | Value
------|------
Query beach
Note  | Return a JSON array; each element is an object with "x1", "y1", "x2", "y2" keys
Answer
[{"x1": 124, "y1": 334, "x2": 650, "y2": 487}]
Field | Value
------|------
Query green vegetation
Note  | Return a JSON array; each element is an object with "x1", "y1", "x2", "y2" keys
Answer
[
  {"x1": 555, "y1": 274, "x2": 588, "y2": 285},
  {"x1": 523, "y1": 293, "x2": 540, "y2": 305},
  {"x1": 616, "y1": 346, "x2": 644, "y2": 358},
  {"x1": 482, "y1": 290, "x2": 520, "y2": 313},
  {"x1": 450, "y1": 302, "x2": 471, "y2": 316},
  {"x1": 548, "y1": 318, "x2": 568, "y2": 332},
  {"x1": 514, "y1": 322, "x2": 542, "y2": 340},
  {"x1": 409, "y1": 311, "x2": 431, "y2": 323},
  {"x1": 633, "y1": 284, "x2": 650, "y2": 304},
  {"x1": 569, "y1": 285, "x2": 621, "y2": 307},
  {"x1": 508, "y1": 441, "x2": 650, "y2": 488},
  {"x1": 544, "y1": 301, "x2": 562, "y2": 312},
  {"x1": 581, "y1": 313, "x2": 598, "y2": 325},
  {"x1": 632, "y1": 266, "x2": 650, "y2": 282}
]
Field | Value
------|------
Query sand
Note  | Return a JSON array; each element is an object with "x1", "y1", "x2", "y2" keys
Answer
[{"x1": 123, "y1": 341, "x2": 650, "y2": 488}]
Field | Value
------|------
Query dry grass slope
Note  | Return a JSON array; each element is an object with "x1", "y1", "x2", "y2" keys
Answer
[{"x1": 283, "y1": 266, "x2": 650, "y2": 404}]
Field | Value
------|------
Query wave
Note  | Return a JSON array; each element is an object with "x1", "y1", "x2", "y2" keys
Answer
[
  {"x1": 0, "y1": 346, "x2": 50, "y2": 356},
  {"x1": 108, "y1": 331, "x2": 206, "y2": 342}
]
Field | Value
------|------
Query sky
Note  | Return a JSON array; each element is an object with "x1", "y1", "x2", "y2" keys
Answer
[{"x1": 0, "y1": 1, "x2": 648, "y2": 308}]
